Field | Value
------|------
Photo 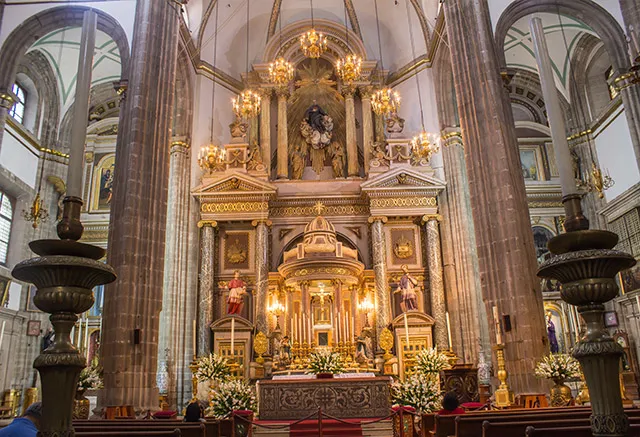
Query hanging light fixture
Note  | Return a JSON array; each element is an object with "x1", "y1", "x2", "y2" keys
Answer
[
  {"x1": 199, "y1": 1, "x2": 226, "y2": 173},
  {"x1": 371, "y1": 0, "x2": 400, "y2": 116},
  {"x1": 22, "y1": 154, "x2": 49, "y2": 229},
  {"x1": 299, "y1": 0, "x2": 327, "y2": 59},
  {"x1": 335, "y1": 2, "x2": 362, "y2": 84},
  {"x1": 269, "y1": 4, "x2": 295, "y2": 85},
  {"x1": 404, "y1": 0, "x2": 439, "y2": 161},
  {"x1": 232, "y1": 0, "x2": 261, "y2": 119}
]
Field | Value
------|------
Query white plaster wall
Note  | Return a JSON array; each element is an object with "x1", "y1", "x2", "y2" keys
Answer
[
  {"x1": 0, "y1": 128, "x2": 38, "y2": 189},
  {"x1": 0, "y1": 0, "x2": 135, "y2": 50},
  {"x1": 393, "y1": 68, "x2": 440, "y2": 136},
  {"x1": 594, "y1": 110, "x2": 640, "y2": 201}
]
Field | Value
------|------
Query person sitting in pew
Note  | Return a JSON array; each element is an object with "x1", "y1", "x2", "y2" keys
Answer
[
  {"x1": 437, "y1": 392, "x2": 465, "y2": 416},
  {"x1": 0, "y1": 402, "x2": 41, "y2": 437},
  {"x1": 183, "y1": 401, "x2": 205, "y2": 423}
]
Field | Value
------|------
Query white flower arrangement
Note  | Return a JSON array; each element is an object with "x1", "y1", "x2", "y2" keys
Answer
[
  {"x1": 194, "y1": 353, "x2": 232, "y2": 383},
  {"x1": 414, "y1": 348, "x2": 451, "y2": 376},
  {"x1": 392, "y1": 374, "x2": 442, "y2": 414},
  {"x1": 535, "y1": 353, "x2": 581, "y2": 381},
  {"x1": 207, "y1": 380, "x2": 257, "y2": 419},
  {"x1": 307, "y1": 349, "x2": 346, "y2": 375},
  {"x1": 77, "y1": 365, "x2": 103, "y2": 391}
]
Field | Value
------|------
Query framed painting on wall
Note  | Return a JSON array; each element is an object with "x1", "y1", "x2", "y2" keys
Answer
[
  {"x1": 0, "y1": 275, "x2": 10, "y2": 308},
  {"x1": 619, "y1": 264, "x2": 640, "y2": 294},
  {"x1": 26, "y1": 285, "x2": 41, "y2": 312},
  {"x1": 519, "y1": 147, "x2": 545, "y2": 181},
  {"x1": 90, "y1": 154, "x2": 115, "y2": 212},
  {"x1": 27, "y1": 320, "x2": 41, "y2": 337},
  {"x1": 385, "y1": 225, "x2": 422, "y2": 269},
  {"x1": 221, "y1": 230, "x2": 254, "y2": 273}
]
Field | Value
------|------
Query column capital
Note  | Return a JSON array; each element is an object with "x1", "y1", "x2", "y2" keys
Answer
[
  {"x1": 421, "y1": 214, "x2": 443, "y2": 224},
  {"x1": 198, "y1": 220, "x2": 218, "y2": 228},
  {"x1": 275, "y1": 87, "x2": 290, "y2": 98},
  {"x1": 368, "y1": 216, "x2": 388, "y2": 224},
  {"x1": 170, "y1": 140, "x2": 190, "y2": 151},
  {"x1": 257, "y1": 87, "x2": 273, "y2": 99},
  {"x1": 0, "y1": 90, "x2": 15, "y2": 109},
  {"x1": 359, "y1": 85, "x2": 374, "y2": 99},
  {"x1": 341, "y1": 84, "x2": 356, "y2": 98},
  {"x1": 251, "y1": 219, "x2": 273, "y2": 227}
]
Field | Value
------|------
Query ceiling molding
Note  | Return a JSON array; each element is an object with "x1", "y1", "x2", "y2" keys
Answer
[
  {"x1": 267, "y1": 0, "x2": 282, "y2": 40},
  {"x1": 197, "y1": 0, "x2": 219, "y2": 52},
  {"x1": 344, "y1": 0, "x2": 363, "y2": 40},
  {"x1": 408, "y1": 0, "x2": 430, "y2": 50}
]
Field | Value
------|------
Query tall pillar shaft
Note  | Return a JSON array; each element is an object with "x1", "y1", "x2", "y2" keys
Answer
[
  {"x1": 102, "y1": 0, "x2": 180, "y2": 411},
  {"x1": 344, "y1": 87, "x2": 358, "y2": 177},
  {"x1": 158, "y1": 140, "x2": 192, "y2": 408},
  {"x1": 369, "y1": 216, "x2": 390, "y2": 345},
  {"x1": 361, "y1": 87, "x2": 374, "y2": 174},
  {"x1": 276, "y1": 89, "x2": 289, "y2": 179},
  {"x1": 423, "y1": 215, "x2": 448, "y2": 351},
  {"x1": 198, "y1": 222, "x2": 216, "y2": 356},
  {"x1": 443, "y1": 0, "x2": 547, "y2": 393},
  {"x1": 253, "y1": 219, "x2": 270, "y2": 335},
  {"x1": 259, "y1": 90, "x2": 272, "y2": 170}
]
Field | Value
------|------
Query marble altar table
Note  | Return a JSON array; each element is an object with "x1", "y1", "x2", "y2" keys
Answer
[{"x1": 257, "y1": 376, "x2": 392, "y2": 420}]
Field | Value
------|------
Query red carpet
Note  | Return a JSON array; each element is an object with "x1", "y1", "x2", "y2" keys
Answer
[{"x1": 255, "y1": 418, "x2": 364, "y2": 436}]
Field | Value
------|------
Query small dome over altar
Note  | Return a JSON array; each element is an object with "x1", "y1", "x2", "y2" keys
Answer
[
  {"x1": 303, "y1": 215, "x2": 337, "y2": 251},
  {"x1": 304, "y1": 215, "x2": 336, "y2": 235}
]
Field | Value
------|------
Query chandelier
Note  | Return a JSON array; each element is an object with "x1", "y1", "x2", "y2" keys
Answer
[
  {"x1": 300, "y1": 29, "x2": 327, "y2": 59},
  {"x1": 232, "y1": 90, "x2": 261, "y2": 120},
  {"x1": 371, "y1": 88, "x2": 400, "y2": 116},
  {"x1": 410, "y1": 131, "x2": 440, "y2": 162},
  {"x1": 22, "y1": 192, "x2": 49, "y2": 229},
  {"x1": 269, "y1": 57, "x2": 295, "y2": 85},
  {"x1": 336, "y1": 54, "x2": 362, "y2": 84},
  {"x1": 198, "y1": 145, "x2": 226, "y2": 173}
]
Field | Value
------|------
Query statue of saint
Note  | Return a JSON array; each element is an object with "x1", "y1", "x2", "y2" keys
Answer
[
  {"x1": 395, "y1": 265, "x2": 419, "y2": 313},
  {"x1": 291, "y1": 143, "x2": 305, "y2": 180},
  {"x1": 246, "y1": 140, "x2": 264, "y2": 171},
  {"x1": 300, "y1": 102, "x2": 333, "y2": 150},
  {"x1": 280, "y1": 336, "x2": 291, "y2": 364},
  {"x1": 355, "y1": 331, "x2": 373, "y2": 364},
  {"x1": 546, "y1": 311, "x2": 559, "y2": 353},
  {"x1": 226, "y1": 270, "x2": 247, "y2": 315},
  {"x1": 304, "y1": 101, "x2": 328, "y2": 134},
  {"x1": 330, "y1": 142, "x2": 345, "y2": 178}
]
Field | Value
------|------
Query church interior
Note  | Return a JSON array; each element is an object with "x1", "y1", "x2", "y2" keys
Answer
[{"x1": 0, "y1": 0, "x2": 640, "y2": 436}]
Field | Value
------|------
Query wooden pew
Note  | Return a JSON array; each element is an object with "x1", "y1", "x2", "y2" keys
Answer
[
  {"x1": 483, "y1": 413, "x2": 640, "y2": 437},
  {"x1": 456, "y1": 410, "x2": 594, "y2": 437},
  {"x1": 526, "y1": 423, "x2": 640, "y2": 437},
  {"x1": 76, "y1": 431, "x2": 182, "y2": 437},
  {"x1": 74, "y1": 422, "x2": 206, "y2": 437}
]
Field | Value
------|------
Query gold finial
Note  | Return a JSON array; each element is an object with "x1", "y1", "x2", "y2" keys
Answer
[{"x1": 313, "y1": 202, "x2": 326, "y2": 216}]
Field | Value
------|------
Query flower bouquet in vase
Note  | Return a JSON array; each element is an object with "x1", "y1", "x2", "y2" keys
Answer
[
  {"x1": 307, "y1": 349, "x2": 346, "y2": 378},
  {"x1": 74, "y1": 365, "x2": 103, "y2": 419},
  {"x1": 535, "y1": 353, "x2": 581, "y2": 406},
  {"x1": 391, "y1": 374, "x2": 442, "y2": 414},
  {"x1": 414, "y1": 347, "x2": 451, "y2": 385},
  {"x1": 194, "y1": 353, "x2": 231, "y2": 401}
]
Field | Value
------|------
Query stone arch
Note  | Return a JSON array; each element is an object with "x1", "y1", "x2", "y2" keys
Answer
[
  {"x1": 0, "y1": 6, "x2": 131, "y2": 93},
  {"x1": 173, "y1": 42, "x2": 194, "y2": 139},
  {"x1": 433, "y1": 39, "x2": 458, "y2": 130}
]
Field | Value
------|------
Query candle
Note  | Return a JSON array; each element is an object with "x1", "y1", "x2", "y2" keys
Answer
[
  {"x1": 0, "y1": 321, "x2": 5, "y2": 351},
  {"x1": 445, "y1": 312, "x2": 453, "y2": 351},
  {"x1": 230, "y1": 317, "x2": 235, "y2": 357},
  {"x1": 403, "y1": 312, "x2": 410, "y2": 346},
  {"x1": 636, "y1": 295, "x2": 640, "y2": 314},
  {"x1": 192, "y1": 319, "x2": 196, "y2": 357},
  {"x1": 84, "y1": 318, "x2": 89, "y2": 352},
  {"x1": 345, "y1": 315, "x2": 350, "y2": 343},
  {"x1": 77, "y1": 320, "x2": 82, "y2": 348},
  {"x1": 337, "y1": 317, "x2": 341, "y2": 343},
  {"x1": 71, "y1": 325, "x2": 75, "y2": 344},
  {"x1": 492, "y1": 306, "x2": 503, "y2": 345},
  {"x1": 303, "y1": 317, "x2": 307, "y2": 343}
]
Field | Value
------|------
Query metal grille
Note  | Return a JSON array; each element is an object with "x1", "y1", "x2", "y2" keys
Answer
[{"x1": 611, "y1": 208, "x2": 640, "y2": 258}]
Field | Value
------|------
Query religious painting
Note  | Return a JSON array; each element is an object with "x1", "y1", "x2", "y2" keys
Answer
[
  {"x1": 26, "y1": 320, "x2": 41, "y2": 337},
  {"x1": 604, "y1": 311, "x2": 619, "y2": 328},
  {"x1": 619, "y1": 264, "x2": 640, "y2": 294},
  {"x1": 221, "y1": 231, "x2": 253, "y2": 273},
  {"x1": 532, "y1": 226, "x2": 555, "y2": 264},
  {"x1": 544, "y1": 304, "x2": 567, "y2": 353},
  {"x1": 386, "y1": 226, "x2": 421, "y2": 268},
  {"x1": 26, "y1": 285, "x2": 41, "y2": 312},
  {"x1": 0, "y1": 275, "x2": 10, "y2": 308},
  {"x1": 91, "y1": 154, "x2": 115, "y2": 212},
  {"x1": 519, "y1": 147, "x2": 544, "y2": 181}
]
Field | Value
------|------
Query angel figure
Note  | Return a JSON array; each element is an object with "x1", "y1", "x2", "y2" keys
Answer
[
  {"x1": 46, "y1": 175, "x2": 66, "y2": 221},
  {"x1": 291, "y1": 143, "x2": 305, "y2": 180},
  {"x1": 246, "y1": 140, "x2": 264, "y2": 171},
  {"x1": 331, "y1": 142, "x2": 345, "y2": 178}
]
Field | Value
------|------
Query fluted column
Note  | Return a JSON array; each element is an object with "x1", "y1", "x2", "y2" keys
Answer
[
  {"x1": 360, "y1": 86, "x2": 374, "y2": 174},
  {"x1": 158, "y1": 139, "x2": 192, "y2": 408},
  {"x1": 259, "y1": 89, "x2": 272, "y2": 170},
  {"x1": 102, "y1": 0, "x2": 180, "y2": 411},
  {"x1": 252, "y1": 219, "x2": 271, "y2": 335},
  {"x1": 276, "y1": 88, "x2": 289, "y2": 179},
  {"x1": 422, "y1": 214, "x2": 448, "y2": 351},
  {"x1": 344, "y1": 85, "x2": 358, "y2": 177},
  {"x1": 198, "y1": 221, "x2": 217, "y2": 357},
  {"x1": 369, "y1": 216, "x2": 390, "y2": 348},
  {"x1": 443, "y1": 0, "x2": 547, "y2": 393}
]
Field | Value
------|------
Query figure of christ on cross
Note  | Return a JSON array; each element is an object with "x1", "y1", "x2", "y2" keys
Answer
[{"x1": 227, "y1": 270, "x2": 247, "y2": 315}]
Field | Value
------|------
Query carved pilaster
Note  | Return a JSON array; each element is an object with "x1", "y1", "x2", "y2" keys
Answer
[
  {"x1": 276, "y1": 88, "x2": 289, "y2": 179},
  {"x1": 343, "y1": 85, "x2": 358, "y2": 177},
  {"x1": 422, "y1": 214, "x2": 448, "y2": 351},
  {"x1": 252, "y1": 219, "x2": 272, "y2": 335},
  {"x1": 198, "y1": 220, "x2": 218, "y2": 356},
  {"x1": 360, "y1": 86, "x2": 374, "y2": 174},
  {"x1": 259, "y1": 89, "x2": 272, "y2": 170}
]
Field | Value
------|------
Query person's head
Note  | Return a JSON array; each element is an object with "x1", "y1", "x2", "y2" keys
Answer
[
  {"x1": 401, "y1": 264, "x2": 409, "y2": 274},
  {"x1": 184, "y1": 402, "x2": 202, "y2": 422},
  {"x1": 24, "y1": 402, "x2": 42, "y2": 428},
  {"x1": 234, "y1": 270, "x2": 240, "y2": 279},
  {"x1": 442, "y1": 392, "x2": 460, "y2": 412}
]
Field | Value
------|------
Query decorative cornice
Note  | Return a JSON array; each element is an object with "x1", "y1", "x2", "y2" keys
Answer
[
  {"x1": 5, "y1": 117, "x2": 70, "y2": 159},
  {"x1": 267, "y1": 0, "x2": 282, "y2": 39},
  {"x1": 344, "y1": 0, "x2": 363, "y2": 40}
]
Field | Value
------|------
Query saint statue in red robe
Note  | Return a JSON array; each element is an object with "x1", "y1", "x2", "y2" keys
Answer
[{"x1": 227, "y1": 270, "x2": 247, "y2": 315}]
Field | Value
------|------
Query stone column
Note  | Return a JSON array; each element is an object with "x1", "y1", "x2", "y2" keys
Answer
[
  {"x1": 102, "y1": 0, "x2": 180, "y2": 412},
  {"x1": 197, "y1": 221, "x2": 217, "y2": 356},
  {"x1": 158, "y1": 139, "x2": 192, "y2": 408},
  {"x1": 422, "y1": 214, "x2": 448, "y2": 351},
  {"x1": 252, "y1": 219, "x2": 271, "y2": 335},
  {"x1": 360, "y1": 86, "x2": 374, "y2": 174},
  {"x1": 276, "y1": 87, "x2": 289, "y2": 179},
  {"x1": 344, "y1": 85, "x2": 358, "y2": 177},
  {"x1": 374, "y1": 113, "x2": 385, "y2": 143},
  {"x1": 443, "y1": 0, "x2": 547, "y2": 393},
  {"x1": 259, "y1": 89, "x2": 272, "y2": 169},
  {"x1": 368, "y1": 216, "x2": 390, "y2": 348}
]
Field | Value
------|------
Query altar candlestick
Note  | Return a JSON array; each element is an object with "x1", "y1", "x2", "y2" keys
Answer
[
  {"x1": 230, "y1": 317, "x2": 235, "y2": 357},
  {"x1": 337, "y1": 317, "x2": 341, "y2": 343},
  {"x1": 290, "y1": 317, "x2": 294, "y2": 339},
  {"x1": 403, "y1": 312, "x2": 410, "y2": 346},
  {"x1": 303, "y1": 317, "x2": 307, "y2": 343},
  {"x1": 345, "y1": 315, "x2": 350, "y2": 342},
  {"x1": 192, "y1": 319, "x2": 196, "y2": 358},
  {"x1": 492, "y1": 306, "x2": 503, "y2": 344},
  {"x1": 445, "y1": 312, "x2": 453, "y2": 351}
]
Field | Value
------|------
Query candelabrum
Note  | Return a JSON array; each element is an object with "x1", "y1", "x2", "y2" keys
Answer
[
  {"x1": 189, "y1": 359, "x2": 199, "y2": 401},
  {"x1": 299, "y1": 29, "x2": 327, "y2": 59},
  {"x1": 538, "y1": 195, "x2": 635, "y2": 436},
  {"x1": 335, "y1": 54, "x2": 362, "y2": 84},
  {"x1": 269, "y1": 57, "x2": 294, "y2": 86},
  {"x1": 492, "y1": 344, "x2": 514, "y2": 408},
  {"x1": 410, "y1": 131, "x2": 441, "y2": 163},
  {"x1": 371, "y1": 88, "x2": 400, "y2": 117},
  {"x1": 576, "y1": 162, "x2": 614, "y2": 199},
  {"x1": 232, "y1": 90, "x2": 261, "y2": 120},
  {"x1": 22, "y1": 193, "x2": 49, "y2": 229},
  {"x1": 197, "y1": 145, "x2": 226, "y2": 174}
]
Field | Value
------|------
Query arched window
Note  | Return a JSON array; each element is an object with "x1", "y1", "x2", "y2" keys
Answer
[
  {"x1": 0, "y1": 192, "x2": 13, "y2": 265},
  {"x1": 8, "y1": 84, "x2": 27, "y2": 124}
]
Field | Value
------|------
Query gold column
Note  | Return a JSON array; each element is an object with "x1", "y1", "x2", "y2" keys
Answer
[
  {"x1": 259, "y1": 88, "x2": 272, "y2": 167},
  {"x1": 360, "y1": 86, "x2": 374, "y2": 174},
  {"x1": 344, "y1": 85, "x2": 358, "y2": 177},
  {"x1": 276, "y1": 87, "x2": 289, "y2": 179},
  {"x1": 368, "y1": 216, "x2": 390, "y2": 351}
]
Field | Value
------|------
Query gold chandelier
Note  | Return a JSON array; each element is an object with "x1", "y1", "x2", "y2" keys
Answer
[
  {"x1": 198, "y1": 145, "x2": 226, "y2": 173},
  {"x1": 269, "y1": 57, "x2": 295, "y2": 85},
  {"x1": 371, "y1": 88, "x2": 400, "y2": 116},
  {"x1": 300, "y1": 29, "x2": 327, "y2": 59},
  {"x1": 232, "y1": 90, "x2": 261, "y2": 120},
  {"x1": 336, "y1": 54, "x2": 362, "y2": 84},
  {"x1": 410, "y1": 131, "x2": 441, "y2": 162}
]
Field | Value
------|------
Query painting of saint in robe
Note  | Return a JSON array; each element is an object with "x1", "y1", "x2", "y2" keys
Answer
[{"x1": 92, "y1": 154, "x2": 116, "y2": 211}]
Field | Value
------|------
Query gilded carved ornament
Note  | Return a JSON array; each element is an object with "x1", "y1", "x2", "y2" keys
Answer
[
  {"x1": 368, "y1": 216, "x2": 388, "y2": 224},
  {"x1": 251, "y1": 219, "x2": 273, "y2": 227},
  {"x1": 197, "y1": 220, "x2": 218, "y2": 228},
  {"x1": 421, "y1": 214, "x2": 443, "y2": 224},
  {"x1": 393, "y1": 235, "x2": 414, "y2": 259}
]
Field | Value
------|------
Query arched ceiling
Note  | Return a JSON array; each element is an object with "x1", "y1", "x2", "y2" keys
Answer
[{"x1": 184, "y1": 0, "x2": 439, "y2": 80}]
